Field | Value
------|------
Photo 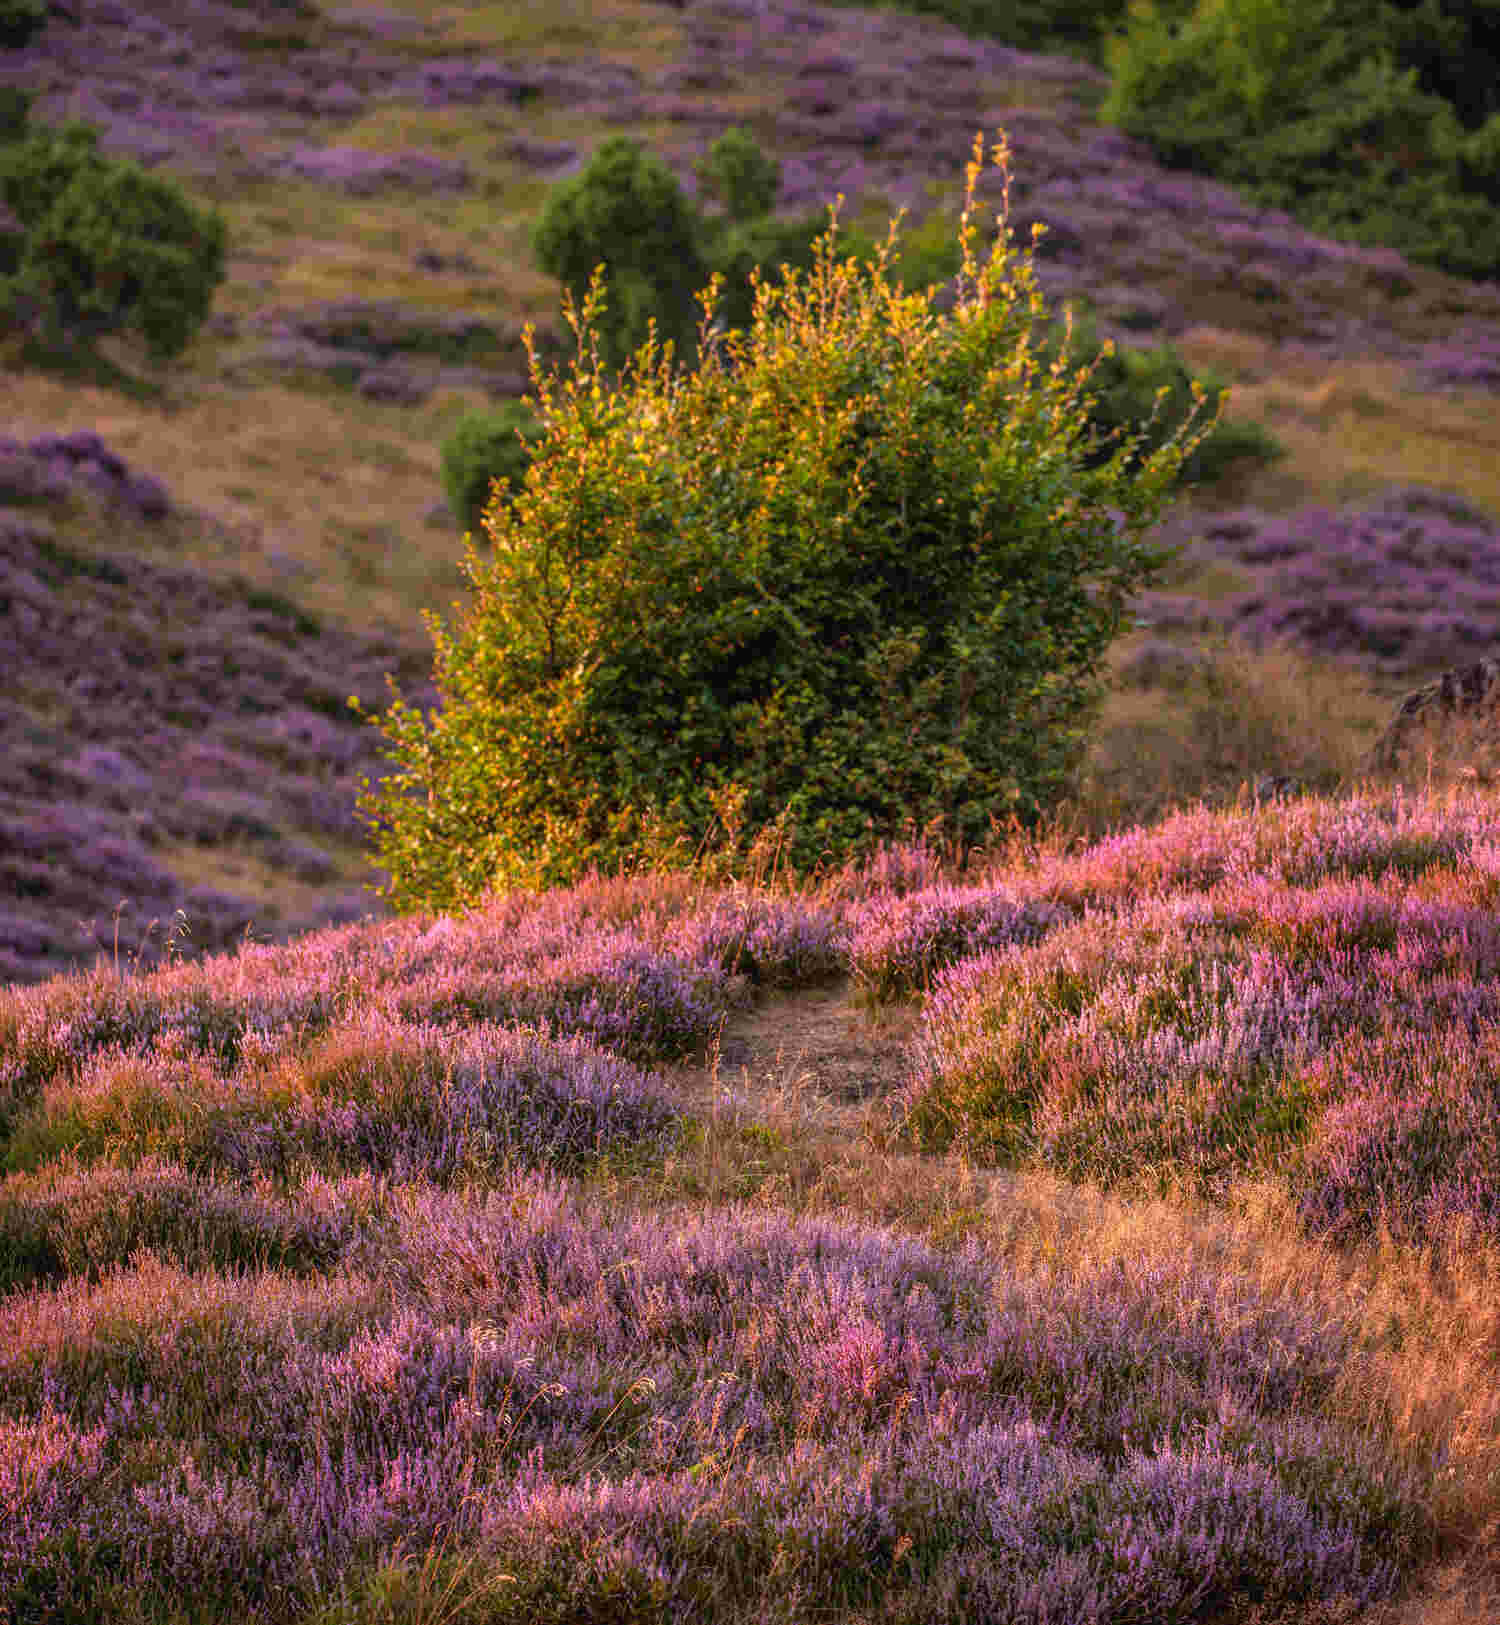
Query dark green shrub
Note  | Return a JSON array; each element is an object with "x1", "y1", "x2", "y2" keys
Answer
[
  {"x1": 440, "y1": 401, "x2": 545, "y2": 541},
  {"x1": 0, "y1": 119, "x2": 227, "y2": 358},
  {"x1": 0, "y1": 86, "x2": 31, "y2": 144},
  {"x1": 358, "y1": 134, "x2": 1217, "y2": 914},
  {"x1": 0, "y1": 0, "x2": 47, "y2": 50},
  {"x1": 1103, "y1": 0, "x2": 1500, "y2": 279},
  {"x1": 0, "y1": 116, "x2": 101, "y2": 225},
  {"x1": 534, "y1": 127, "x2": 876, "y2": 383},
  {"x1": 704, "y1": 211, "x2": 877, "y2": 342},
  {"x1": 696, "y1": 125, "x2": 782, "y2": 223},
  {"x1": 1040, "y1": 307, "x2": 1283, "y2": 487},
  {"x1": 532, "y1": 135, "x2": 709, "y2": 380}
]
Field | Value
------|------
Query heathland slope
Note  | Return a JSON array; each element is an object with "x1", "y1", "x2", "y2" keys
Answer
[
  {"x1": 3, "y1": 0, "x2": 1500, "y2": 981},
  {"x1": 4, "y1": 7, "x2": 1500, "y2": 1619}
]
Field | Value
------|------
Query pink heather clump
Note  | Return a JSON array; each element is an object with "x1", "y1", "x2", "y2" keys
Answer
[
  {"x1": 0, "y1": 1406, "x2": 111, "y2": 1583},
  {"x1": 847, "y1": 884, "x2": 1074, "y2": 1003},
  {"x1": 382, "y1": 927, "x2": 734, "y2": 1065},
  {"x1": 9, "y1": 1016, "x2": 681, "y2": 1187},
  {"x1": 0, "y1": 1191, "x2": 1427, "y2": 1619},
  {"x1": 1011, "y1": 786, "x2": 1492, "y2": 916},
  {"x1": 1295, "y1": 1023, "x2": 1500, "y2": 1244},
  {"x1": 0, "y1": 932, "x2": 370, "y2": 1121},
  {"x1": 0, "y1": 1160, "x2": 378, "y2": 1291},
  {"x1": 664, "y1": 889, "x2": 848, "y2": 989},
  {"x1": 900, "y1": 862, "x2": 1500, "y2": 1234},
  {"x1": 821, "y1": 837, "x2": 951, "y2": 902}
]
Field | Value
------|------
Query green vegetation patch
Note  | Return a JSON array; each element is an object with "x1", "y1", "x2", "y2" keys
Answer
[{"x1": 361, "y1": 134, "x2": 1219, "y2": 913}]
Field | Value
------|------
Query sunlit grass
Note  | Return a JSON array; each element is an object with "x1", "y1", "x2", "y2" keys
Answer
[{"x1": 372, "y1": 0, "x2": 689, "y2": 59}]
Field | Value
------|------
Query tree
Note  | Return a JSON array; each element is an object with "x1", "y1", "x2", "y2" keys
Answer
[
  {"x1": 531, "y1": 135, "x2": 709, "y2": 380},
  {"x1": 359, "y1": 133, "x2": 1217, "y2": 914},
  {"x1": 0, "y1": 114, "x2": 226, "y2": 360}
]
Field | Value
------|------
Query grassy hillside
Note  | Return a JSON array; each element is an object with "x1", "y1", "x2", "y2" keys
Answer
[{"x1": 4, "y1": 0, "x2": 1500, "y2": 1617}]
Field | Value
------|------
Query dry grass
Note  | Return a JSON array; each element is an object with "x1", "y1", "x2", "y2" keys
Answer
[
  {"x1": 378, "y1": 0, "x2": 691, "y2": 59},
  {"x1": 1175, "y1": 333, "x2": 1500, "y2": 520},
  {"x1": 1062, "y1": 625, "x2": 1399, "y2": 844}
]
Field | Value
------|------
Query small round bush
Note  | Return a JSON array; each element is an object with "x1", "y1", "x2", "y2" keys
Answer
[
  {"x1": 0, "y1": 86, "x2": 31, "y2": 144},
  {"x1": 532, "y1": 135, "x2": 709, "y2": 380},
  {"x1": 696, "y1": 125, "x2": 782, "y2": 223},
  {"x1": 1041, "y1": 308, "x2": 1283, "y2": 487},
  {"x1": 0, "y1": 0, "x2": 47, "y2": 50},
  {"x1": 0, "y1": 120, "x2": 227, "y2": 359},
  {"x1": 440, "y1": 401, "x2": 545, "y2": 541},
  {"x1": 360, "y1": 132, "x2": 1217, "y2": 914}
]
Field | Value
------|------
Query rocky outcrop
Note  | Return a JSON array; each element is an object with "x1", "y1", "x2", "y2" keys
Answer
[{"x1": 1368, "y1": 657, "x2": 1500, "y2": 774}]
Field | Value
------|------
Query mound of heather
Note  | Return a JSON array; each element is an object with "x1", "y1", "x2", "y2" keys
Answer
[
  {"x1": 0, "y1": 1180, "x2": 1433, "y2": 1621},
  {"x1": 898, "y1": 787, "x2": 1500, "y2": 1249}
]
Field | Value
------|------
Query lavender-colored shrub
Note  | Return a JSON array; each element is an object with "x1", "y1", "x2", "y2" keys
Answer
[
  {"x1": 901, "y1": 852, "x2": 1500, "y2": 1237},
  {"x1": 384, "y1": 928, "x2": 734, "y2": 1065},
  {"x1": 848, "y1": 884, "x2": 1074, "y2": 1003},
  {"x1": 0, "y1": 1188, "x2": 1431, "y2": 1621},
  {"x1": 1295, "y1": 1024, "x2": 1500, "y2": 1244},
  {"x1": 665, "y1": 889, "x2": 848, "y2": 989},
  {"x1": 0, "y1": 1160, "x2": 373, "y2": 1290},
  {"x1": 7, "y1": 1018, "x2": 682, "y2": 1187}
]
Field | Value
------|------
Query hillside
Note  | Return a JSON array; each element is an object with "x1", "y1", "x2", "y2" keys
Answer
[
  {"x1": 3, "y1": 0, "x2": 1500, "y2": 982},
  {"x1": 5, "y1": 3, "x2": 1500, "y2": 1620}
]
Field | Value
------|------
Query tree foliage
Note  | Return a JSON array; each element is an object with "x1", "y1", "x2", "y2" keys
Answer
[
  {"x1": 0, "y1": 0, "x2": 47, "y2": 51},
  {"x1": 1103, "y1": 0, "x2": 1500, "y2": 279},
  {"x1": 440, "y1": 401, "x2": 546, "y2": 542},
  {"x1": 0, "y1": 109, "x2": 226, "y2": 359},
  {"x1": 361, "y1": 134, "x2": 1217, "y2": 914}
]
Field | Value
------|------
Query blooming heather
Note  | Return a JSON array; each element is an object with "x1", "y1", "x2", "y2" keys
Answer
[
  {"x1": 0, "y1": 1186, "x2": 1432, "y2": 1622},
  {"x1": 382, "y1": 930, "x2": 733, "y2": 1065},
  {"x1": 901, "y1": 827, "x2": 1500, "y2": 1241},
  {"x1": 6, "y1": 1017, "x2": 682, "y2": 1188},
  {"x1": 847, "y1": 884, "x2": 1074, "y2": 1003},
  {"x1": 0, "y1": 1161, "x2": 380, "y2": 1291},
  {"x1": 665, "y1": 889, "x2": 848, "y2": 989}
]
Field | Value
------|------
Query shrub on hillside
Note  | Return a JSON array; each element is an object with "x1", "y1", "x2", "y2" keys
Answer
[
  {"x1": 439, "y1": 401, "x2": 545, "y2": 542},
  {"x1": 0, "y1": 115, "x2": 227, "y2": 359},
  {"x1": 532, "y1": 134, "x2": 709, "y2": 380},
  {"x1": 359, "y1": 133, "x2": 1217, "y2": 913},
  {"x1": 695, "y1": 123, "x2": 781, "y2": 223},
  {"x1": 1103, "y1": 0, "x2": 1500, "y2": 280},
  {"x1": 1046, "y1": 307, "x2": 1284, "y2": 486},
  {"x1": 0, "y1": 0, "x2": 46, "y2": 50},
  {"x1": 0, "y1": 86, "x2": 29, "y2": 146},
  {"x1": 534, "y1": 126, "x2": 884, "y2": 383}
]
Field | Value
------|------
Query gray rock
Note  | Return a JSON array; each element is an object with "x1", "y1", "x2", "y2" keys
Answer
[{"x1": 1370, "y1": 656, "x2": 1500, "y2": 773}]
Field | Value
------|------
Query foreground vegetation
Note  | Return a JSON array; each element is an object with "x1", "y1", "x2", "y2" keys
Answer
[
  {"x1": 6, "y1": 1, "x2": 1500, "y2": 1618},
  {"x1": 7, "y1": 777, "x2": 1500, "y2": 1620}
]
